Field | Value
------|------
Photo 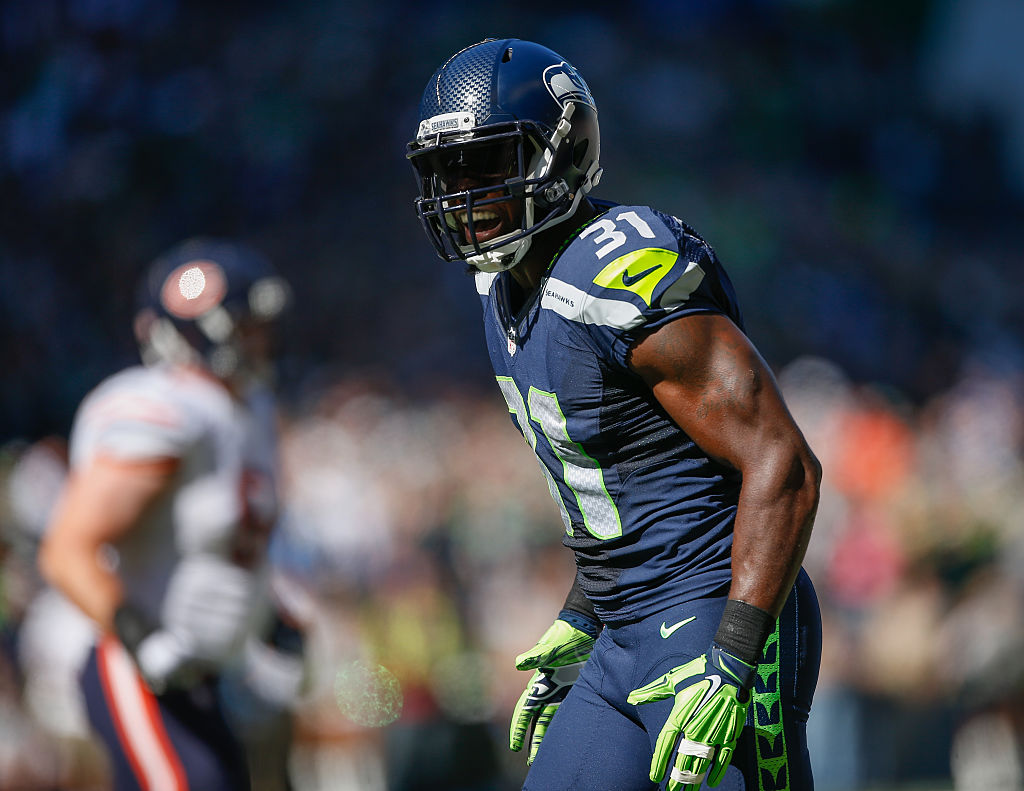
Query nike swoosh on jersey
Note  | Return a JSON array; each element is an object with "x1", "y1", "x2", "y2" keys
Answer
[
  {"x1": 659, "y1": 616, "x2": 696, "y2": 639},
  {"x1": 620, "y1": 264, "x2": 662, "y2": 286}
]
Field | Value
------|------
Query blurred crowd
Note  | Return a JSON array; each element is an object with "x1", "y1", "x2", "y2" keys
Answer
[
  {"x1": 2, "y1": 0, "x2": 1024, "y2": 789},
  {"x1": 3, "y1": 0, "x2": 1024, "y2": 438}
]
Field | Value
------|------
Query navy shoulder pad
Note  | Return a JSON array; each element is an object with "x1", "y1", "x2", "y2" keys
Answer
[{"x1": 541, "y1": 206, "x2": 708, "y2": 330}]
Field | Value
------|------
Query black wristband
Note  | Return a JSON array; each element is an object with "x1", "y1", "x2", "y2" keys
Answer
[
  {"x1": 563, "y1": 574, "x2": 599, "y2": 621},
  {"x1": 713, "y1": 599, "x2": 776, "y2": 667},
  {"x1": 113, "y1": 603, "x2": 159, "y2": 656}
]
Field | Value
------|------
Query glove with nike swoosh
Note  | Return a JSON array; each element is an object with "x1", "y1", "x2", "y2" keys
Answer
[
  {"x1": 509, "y1": 611, "x2": 599, "y2": 764},
  {"x1": 627, "y1": 643, "x2": 756, "y2": 791}
]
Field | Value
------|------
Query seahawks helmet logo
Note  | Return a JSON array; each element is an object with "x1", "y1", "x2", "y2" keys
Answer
[{"x1": 543, "y1": 62, "x2": 595, "y2": 109}]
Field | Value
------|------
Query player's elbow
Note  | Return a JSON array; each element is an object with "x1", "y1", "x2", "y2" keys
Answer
[
  {"x1": 787, "y1": 445, "x2": 821, "y2": 530},
  {"x1": 760, "y1": 439, "x2": 820, "y2": 525}
]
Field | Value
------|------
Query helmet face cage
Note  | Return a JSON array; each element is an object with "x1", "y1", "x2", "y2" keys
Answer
[
  {"x1": 408, "y1": 38, "x2": 601, "y2": 270},
  {"x1": 409, "y1": 120, "x2": 561, "y2": 263}
]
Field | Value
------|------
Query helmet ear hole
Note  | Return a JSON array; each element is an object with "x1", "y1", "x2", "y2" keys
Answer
[{"x1": 502, "y1": 47, "x2": 513, "y2": 63}]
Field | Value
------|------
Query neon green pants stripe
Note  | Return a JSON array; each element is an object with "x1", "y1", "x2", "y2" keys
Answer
[{"x1": 752, "y1": 619, "x2": 789, "y2": 791}]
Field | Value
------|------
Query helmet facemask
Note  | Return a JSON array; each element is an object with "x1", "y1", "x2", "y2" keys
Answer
[{"x1": 409, "y1": 104, "x2": 598, "y2": 272}]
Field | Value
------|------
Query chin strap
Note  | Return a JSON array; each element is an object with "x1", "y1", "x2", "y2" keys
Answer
[{"x1": 468, "y1": 234, "x2": 533, "y2": 272}]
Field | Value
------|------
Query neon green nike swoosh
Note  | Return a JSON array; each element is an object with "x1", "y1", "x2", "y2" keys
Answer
[{"x1": 659, "y1": 616, "x2": 696, "y2": 639}]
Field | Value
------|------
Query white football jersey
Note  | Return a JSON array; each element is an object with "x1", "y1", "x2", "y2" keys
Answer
[{"x1": 68, "y1": 364, "x2": 280, "y2": 643}]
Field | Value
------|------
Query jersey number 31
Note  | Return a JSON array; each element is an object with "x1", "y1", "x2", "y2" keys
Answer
[{"x1": 497, "y1": 376, "x2": 623, "y2": 540}]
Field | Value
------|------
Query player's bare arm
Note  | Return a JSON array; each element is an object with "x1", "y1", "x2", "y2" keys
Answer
[
  {"x1": 628, "y1": 312, "x2": 821, "y2": 618},
  {"x1": 39, "y1": 454, "x2": 178, "y2": 631}
]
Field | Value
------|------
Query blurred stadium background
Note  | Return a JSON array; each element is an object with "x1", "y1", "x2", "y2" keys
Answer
[{"x1": 2, "y1": 0, "x2": 1024, "y2": 789}]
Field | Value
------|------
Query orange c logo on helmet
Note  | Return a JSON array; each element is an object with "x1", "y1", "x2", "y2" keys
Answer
[{"x1": 160, "y1": 260, "x2": 228, "y2": 319}]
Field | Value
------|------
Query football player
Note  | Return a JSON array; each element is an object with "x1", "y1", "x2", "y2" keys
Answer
[
  {"x1": 38, "y1": 238, "x2": 302, "y2": 791},
  {"x1": 407, "y1": 39, "x2": 823, "y2": 790}
]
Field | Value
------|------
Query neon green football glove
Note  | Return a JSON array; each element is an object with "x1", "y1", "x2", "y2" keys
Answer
[
  {"x1": 509, "y1": 615, "x2": 598, "y2": 764},
  {"x1": 627, "y1": 644, "x2": 756, "y2": 791}
]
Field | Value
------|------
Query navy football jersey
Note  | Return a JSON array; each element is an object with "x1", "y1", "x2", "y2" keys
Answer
[{"x1": 477, "y1": 203, "x2": 746, "y2": 624}]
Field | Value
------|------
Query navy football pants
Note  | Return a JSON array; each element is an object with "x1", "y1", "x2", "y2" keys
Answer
[
  {"x1": 524, "y1": 569, "x2": 821, "y2": 791},
  {"x1": 80, "y1": 638, "x2": 249, "y2": 791}
]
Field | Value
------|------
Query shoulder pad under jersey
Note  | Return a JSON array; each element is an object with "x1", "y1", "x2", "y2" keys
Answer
[{"x1": 541, "y1": 206, "x2": 714, "y2": 331}]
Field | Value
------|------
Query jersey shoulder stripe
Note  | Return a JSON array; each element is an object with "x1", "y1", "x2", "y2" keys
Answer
[
  {"x1": 540, "y1": 257, "x2": 705, "y2": 330},
  {"x1": 540, "y1": 278, "x2": 644, "y2": 329}
]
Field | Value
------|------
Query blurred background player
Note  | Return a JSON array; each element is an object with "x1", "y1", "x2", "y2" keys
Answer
[
  {"x1": 407, "y1": 39, "x2": 822, "y2": 790},
  {"x1": 38, "y1": 238, "x2": 304, "y2": 791}
]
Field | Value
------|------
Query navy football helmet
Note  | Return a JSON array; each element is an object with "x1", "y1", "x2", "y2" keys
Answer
[
  {"x1": 134, "y1": 237, "x2": 290, "y2": 382},
  {"x1": 407, "y1": 38, "x2": 602, "y2": 272}
]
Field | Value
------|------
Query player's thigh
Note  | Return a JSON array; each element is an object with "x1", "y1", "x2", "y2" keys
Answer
[
  {"x1": 80, "y1": 641, "x2": 248, "y2": 791},
  {"x1": 523, "y1": 665, "x2": 655, "y2": 791},
  {"x1": 620, "y1": 577, "x2": 821, "y2": 791},
  {"x1": 617, "y1": 595, "x2": 728, "y2": 777},
  {"x1": 159, "y1": 684, "x2": 250, "y2": 790}
]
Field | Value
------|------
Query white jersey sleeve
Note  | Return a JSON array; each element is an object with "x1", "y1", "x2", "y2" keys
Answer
[{"x1": 69, "y1": 366, "x2": 205, "y2": 466}]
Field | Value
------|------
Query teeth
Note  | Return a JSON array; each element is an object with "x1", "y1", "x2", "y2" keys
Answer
[{"x1": 455, "y1": 209, "x2": 499, "y2": 224}]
